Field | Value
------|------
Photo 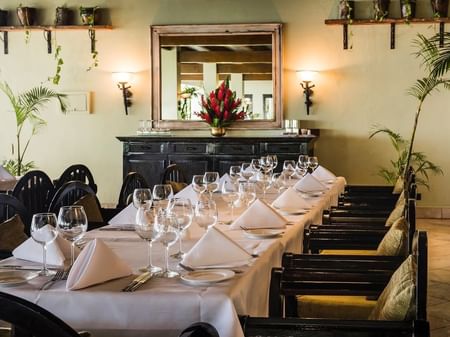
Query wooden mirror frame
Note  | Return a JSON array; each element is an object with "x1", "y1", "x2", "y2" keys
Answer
[{"x1": 150, "y1": 23, "x2": 283, "y2": 130}]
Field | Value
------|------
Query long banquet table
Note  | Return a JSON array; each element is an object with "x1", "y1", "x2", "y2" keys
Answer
[{"x1": 1, "y1": 177, "x2": 346, "y2": 337}]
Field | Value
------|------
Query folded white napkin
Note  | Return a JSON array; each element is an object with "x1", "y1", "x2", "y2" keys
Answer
[
  {"x1": 108, "y1": 203, "x2": 136, "y2": 226},
  {"x1": 272, "y1": 187, "x2": 313, "y2": 210},
  {"x1": 13, "y1": 226, "x2": 79, "y2": 266},
  {"x1": 294, "y1": 173, "x2": 327, "y2": 193},
  {"x1": 230, "y1": 199, "x2": 287, "y2": 229},
  {"x1": 0, "y1": 166, "x2": 14, "y2": 181},
  {"x1": 182, "y1": 227, "x2": 252, "y2": 268},
  {"x1": 174, "y1": 185, "x2": 199, "y2": 203},
  {"x1": 66, "y1": 239, "x2": 132, "y2": 290},
  {"x1": 312, "y1": 165, "x2": 337, "y2": 182}
]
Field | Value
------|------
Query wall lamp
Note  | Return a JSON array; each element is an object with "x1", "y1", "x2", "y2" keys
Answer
[
  {"x1": 112, "y1": 72, "x2": 133, "y2": 115},
  {"x1": 297, "y1": 70, "x2": 318, "y2": 115}
]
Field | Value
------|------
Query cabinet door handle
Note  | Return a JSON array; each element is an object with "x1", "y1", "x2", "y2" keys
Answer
[{"x1": 186, "y1": 146, "x2": 198, "y2": 151}]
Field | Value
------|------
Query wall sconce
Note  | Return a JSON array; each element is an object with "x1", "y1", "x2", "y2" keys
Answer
[
  {"x1": 112, "y1": 72, "x2": 133, "y2": 115},
  {"x1": 297, "y1": 70, "x2": 318, "y2": 115}
]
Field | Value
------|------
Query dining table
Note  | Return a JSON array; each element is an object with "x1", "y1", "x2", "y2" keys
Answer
[{"x1": 0, "y1": 176, "x2": 346, "y2": 337}]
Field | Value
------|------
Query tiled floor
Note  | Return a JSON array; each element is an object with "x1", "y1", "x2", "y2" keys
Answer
[{"x1": 417, "y1": 219, "x2": 450, "y2": 337}]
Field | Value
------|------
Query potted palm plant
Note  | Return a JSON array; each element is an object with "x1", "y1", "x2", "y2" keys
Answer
[{"x1": 0, "y1": 82, "x2": 67, "y2": 176}]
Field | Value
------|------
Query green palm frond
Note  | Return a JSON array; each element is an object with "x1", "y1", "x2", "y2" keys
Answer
[
  {"x1": 415, "y1": 32, "x2": 450, "y2": 78},
  {"x1": 407, "y1": 77, "x2": 450, "y2": 101},
  {"x1": 369, "y1": 126, "x2": 406, "y2": 152}
]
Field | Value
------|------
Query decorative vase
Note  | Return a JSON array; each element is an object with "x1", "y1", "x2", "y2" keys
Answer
[
  {"x1": 400, "y1": 0, "x2": 416, "y2": 19},
  {"x1": 80, "y1": 7, "x2": 98, "y2": 25},
  {"x1": 373, "y1": 0, "x2": 390, "y2": 20},
  {"x1": 210, "y1": 127, "x2": 226, "y2": 137},
  {"x1": 0, "y1": 10, "x2": 7, "y2": 26},
  {"x1": 431, "y1": 0, "x2": 449, "y2": 17},
  {"x1": 339, "y1": 0, "x2": 355, "y2": 20},
  {"x1": 17, "y1": 6, "x2": 36, "y2": 26},
  {"x1": 55, "y1": 7, "x2": 73, "y2": 25}
]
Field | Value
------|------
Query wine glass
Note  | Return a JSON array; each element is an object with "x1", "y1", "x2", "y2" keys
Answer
[
  {"x1": 238, "y1": 182, "x2": 257, "y2": 207},
  {"x1": 229, "y1": 165, "x2": 241, "y2": 183},
  {"x1": 259, "y1": 156, "x2": 273, "y2": 174},
  {"x1": 268, "y1": 154, "x2": 278, "y2": 171},
  {"x1": 221, "y1": 181, "x2": 240, "y2": 220},
  {"x1": 192, "y1": 175, "x2": 206, "y2": 195},
  {"x1": 283, "y1": 160, "x2": 296, "y2": 180},
  {"x1": 132, "y1": 188, "x2": 152, "y2": 209},
  {"x1": 256, "y1": 172, "x2": 272, "y2": 200},
  {"x1": 135, "y1": 206, "x2": 162, "y2": 273},
  {"x1": 295, "y1": 161, "x2": 307, "y2": 178},
  {"x1": 298, "y1": 155, "x2": 309, "y2": 171},
  {"x1": 250, "y1": 159, "x2": 262, "y2": 173},
  {"x1": 152, "y1": 184, "x2": 173, "y2": 209},
  {"x1": 155, "y1": 210, "x2": 179, "y2": 278},
  {"x1": 31, "y1": 213, "x2": 58, "y2": 276},
  {"x1": 272, "y1": 172, "x2": 288, "y2": 194},
  {"x1": 240, "y1": 162, "x2": 254, "y2": 181},
  {"x1": 308, "y1": 156, "x2": 319, "y2": 171},
  {"x1": 56, "y1": 206, "x2": 88, "y2": 267},
  {"x1": 194, "y1": 200, "x2": 218, "y2": 231},
  {"x1": 167, "y1": 198, "x2": 193, "y2": 259},
  {"x1": 203, "y1": 172, "x2": 220, "y2": 199}
]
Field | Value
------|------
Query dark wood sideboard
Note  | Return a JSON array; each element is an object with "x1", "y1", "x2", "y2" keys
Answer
[{"x1": 117, "y1": 132, "x2": 319, "y2": 187}]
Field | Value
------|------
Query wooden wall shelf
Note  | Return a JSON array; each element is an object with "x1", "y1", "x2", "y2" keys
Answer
[
  {"x1": 0, "y1": 25, "x2": 113, "y2": 54},
  {"x1": 325, "y1": 18, "x2": 449, "y2": 49}
]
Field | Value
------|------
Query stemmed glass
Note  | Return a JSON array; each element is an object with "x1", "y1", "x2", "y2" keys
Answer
[
  {"x1": 256, "y1": 173, "x2": 272, "y2": 200},
  {"x1": 250, "y1": 159, "x2": 262, "y2": 173},
  {"x1": 221, "y1": 181, "x2": 240, "y2": 220},
  {"x1": 192, "y1": 175, "x2": 206, "y2": 195},
  {"x1": 155, "y1": 211, "x2": 179, "y2": 278},
  {"x1": 167, "y1": 198, "x2": 193, "y2": 259},
  {"x1": 283, "y1": 160, "x2": 296, "y2": 180},
  {"x1": 31, "y1": 213, "x2": 58, "y2": 276},
  {"x1": 194, "y1": 200, "x2": 218, "y2": 231},
  {"x1": 308, "y1": 156, "x2": 319, "y2": 171},
  {"x1": 135, "y1": 206, "x2": 162, "y2": 273},
  {"x1": 268, "y1": 154, "x2": 278, "y2": 171},
  {"x1": 56, "y1": 206, "x2": 88, "y2": 267},
  {"x1": 272, "y1": 172, "x2": 288, "y2": 194},
  {"x1": 203, "y1": 172, "x2": 220, "y2": 199},
  {"x1": 260, "y1": 156, "x2": 274, "y2": 174},
  {"x1": 229, "y1": 166, "x2": 241, "y2": 183},
  {"x1": 298, "y1": 155, "x2": 309, "y2": 171},
  {"x1": 152, "y1": 184, "x2": 173, "y2": 209},
  {"x1": 240, "y1": 162, "x2": 254, "y2": 181},
  {"x1": 238, "y1": 182, "x2": 257, "y2": 207},
  {"x1": 133, "y1": 188, "x2": 152, "y2": 209}
]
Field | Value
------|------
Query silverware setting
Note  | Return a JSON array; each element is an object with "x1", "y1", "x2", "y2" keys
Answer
[
  {"x1": 39, "y1": 268, "x2": 71, "y2": 291},
  {"x1": 121, "y1": 272, "x2": 153, "y2": 292},
  {"x1": 99, "y1": 226, "x2": 135, "y2": 231},
  {"x1": 0, "y1": 265, "x2": 43, "y2": 271},
  {"x1": 178, "y1": 263, "x2": 244, "y2": 274}
]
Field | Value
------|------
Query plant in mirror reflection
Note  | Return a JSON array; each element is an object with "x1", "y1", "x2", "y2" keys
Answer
[
  {"x1": 369, "y1": 126, "x2": 442, "y2": 189},
  {"x1": 0, "y1": 82, "x2": 67, "y2": 176}
]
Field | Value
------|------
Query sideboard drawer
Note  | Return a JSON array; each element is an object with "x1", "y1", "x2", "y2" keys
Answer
[
  {"x1": 215, "y1": 143, "x2": 256, "y2": 155},
  {"x1": 170, "y1": 143, "x2": 208, "y2": 154},
  {"x1": 262, "y1": 142, "x2": 306, "y2": 154},
  {"x1": 128, "y1": 142, "x2": 164, "y2": 153}
]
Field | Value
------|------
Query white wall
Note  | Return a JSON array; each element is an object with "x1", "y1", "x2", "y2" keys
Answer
[{"x1": 0, "y1": 0, "x2": 448, "y2": 208}]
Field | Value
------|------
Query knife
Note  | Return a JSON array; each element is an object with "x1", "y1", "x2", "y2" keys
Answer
[
  {"x1": 99, "y1": 226, "x2": 135, "y2": 231},
  {"x1": 127, "y1": 272, "x2": 153, "y2": 292},
  {"x1": 121, "y1": 272, "x2": 151, "y2": 292}
]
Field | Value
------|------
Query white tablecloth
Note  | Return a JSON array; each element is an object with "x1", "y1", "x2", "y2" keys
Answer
[{"x1": 1, "y1": 177, "x2": 346, "y2": 337}]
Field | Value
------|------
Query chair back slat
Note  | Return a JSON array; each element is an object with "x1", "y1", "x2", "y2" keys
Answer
[
  {"x1": 55, "y1": 164, "x2": 97, "y2": 193},
  {"x1": 0, "y1": 194, "x2": 31, "y2": 235},
  {"x1": 117, "y1": 172, "x2": 149, "y2": 208},
  {"x1": 162, "y1": 164, "x2": 187, "y2": 184},
  {"x1": 48, "y1": 181, "x2": 96, "y2": 213}
]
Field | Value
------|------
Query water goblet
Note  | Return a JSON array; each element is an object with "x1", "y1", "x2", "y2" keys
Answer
[
  {"x1": 167, "y1": 198, "x2": 193, "y2": 259},
  {"x1": 283, "y1": 160, "x2": 296, "y2": 180},
  {"x1": 256, "y1": 172, "x2": 272, "y2": 200},
  {"x1": 194, "y1": 200, "x2": 218, "y2": 231},
  {"x1": 259, "y1": 156, "x2": 273, "y2": 174},
  {"x1": 31, "y1": 213, "x2": 58, "y2": 276},
  {"x1": 229, "y1": 165, "x2": 241, "y2": 183},
  {"x1": 133, "y1": 188, "x2": 152, "y2": 209},
  {"x1": 240, "y1": 162, "x2": 254, "y2": 181},
  {"x1": 272, "y1": 172, "x2": 288, "y2": 194},
  {"x1": 250, "y1": 159, "x2": 262, "y2": 173},
  {"x1": 295, "y1": 161, "x2": 307, "y2": 178},
  {"x1": 152, "y1": 184, "x2": 173, "y2": 209},
  {"x1": 56, "y1": 206, "x2": 88, "y2": 267},
  {"x1": 155, "y1": 210, "x2": 180, "y2": 278},
  {"x1": 308, "y1": 156, "x2": 319, "y2": 171},
  {"x1": 192, "y1": 175, "x2": 206, "y2": 195},
  {"x1": 238, "y1": 182, "x2": 257, "y2": 207},
  {"x1": 221, "y1": 181, "x2": 240, "y2": 220},
  {"x1": 268, "y1": 154, "x2": 278, "y2": 171},
  {"x1": 135, "y1": 205, "x2": 162, "y2": 273},
  {"x1": 203, "y1": 172, "x2": 220, "y2": 199},
  {"x1": 298, "y1": 155, "x2": 309, "y2": 171}
]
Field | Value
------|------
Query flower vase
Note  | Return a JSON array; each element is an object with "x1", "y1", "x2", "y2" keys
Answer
[{"x1": 210, "y1": 127, "x2": 226, "y2": 137}]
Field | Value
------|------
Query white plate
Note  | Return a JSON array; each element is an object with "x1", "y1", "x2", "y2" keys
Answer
[
  {"x1": 181, "y1": 269, "x2": 235, "y2": 286},
  {"x1": 0, "y1": 270, "x2": 39, "y2": 287},
  {"x1": 243, "y1": 229, "x2": 284, "y2": 239},
  {"x1": 299, "y1": 191, "x2": 325, "y2": 198},
  {"x1": 275, "y1": 207, "x2": 308, "y2": 216}
]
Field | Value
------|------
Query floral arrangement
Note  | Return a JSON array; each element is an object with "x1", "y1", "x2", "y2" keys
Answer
[{"x1": 196, "y1": 79, "x2": 246, "y2": 127}]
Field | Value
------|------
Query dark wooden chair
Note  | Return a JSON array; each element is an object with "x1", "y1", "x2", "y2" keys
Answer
[
  {"x1": 117, "y1": 172, "x2": 149, "y2": 209},
  {"x1": 161, "y1": 163, "x2": 188, "y2": 193},
  {"x1": 54, "y1": 164, "x2": 97, "y2": 194},
  {"x1": 0, "y1": 291, "x2": 82, "y2": 337},
  {"x1": 178, "y1": 322, "x2": 219, "y2": 337},
  {"x1": 48, "y1": 181, "x2": 104, "y2": 230},
  {"x1": 11, "y1": 170, "x2": 55, "y2": 217}
]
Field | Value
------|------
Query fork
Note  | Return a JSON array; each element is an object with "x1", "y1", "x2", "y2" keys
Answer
[
  {"x1": 40, "y1": 270, "x2": 65, "y2": 290},
  {"x1": 178, "y1": 263, "x2": 244, "y2": 274}
]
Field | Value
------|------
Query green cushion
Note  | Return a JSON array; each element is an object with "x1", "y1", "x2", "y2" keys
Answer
[
  {"x1": 74, "y1": 194, "x2": 104, "y2": 223},
  {"x1": 377, "y1": 216, "x2": 408, "y2": 256},
  {"x1": 0, "y1": 215, "x2": 28, "y2": 251},
  {"x1": 385, "y1": 197, "x2": 405, "y2": 227},
  {"x1": 369, "y1": 255, "x2": 416, "y2": 320}
]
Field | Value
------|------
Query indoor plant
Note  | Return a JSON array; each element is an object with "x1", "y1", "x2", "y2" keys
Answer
[
  {"x1": 0, "y1": 82, "x2": 67, "y2": 176},
  {"x1": 196, "y1": 79, "x2": 246, "y2": 137},
  {"x1": 373, "y1": 0, "x2": 390, "y2": 21},
  {"x1": 400, "y1": 0, "x2": 416, "y2": 20}
]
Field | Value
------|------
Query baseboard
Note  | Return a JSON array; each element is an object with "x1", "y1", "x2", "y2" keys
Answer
[{"x1": 416, "y1": 207, "x2": 450, "y2": 219}]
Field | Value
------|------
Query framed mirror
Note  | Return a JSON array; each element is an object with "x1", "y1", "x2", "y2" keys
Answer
[{"x1": 151, "y1": 23, "x2": 282, "y2": 129}]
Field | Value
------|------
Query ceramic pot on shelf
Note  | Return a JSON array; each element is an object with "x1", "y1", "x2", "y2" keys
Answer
[
  {"x1": 400, "y1": 0, "x2": 416, "y2": 19},
  {"x1": 0, "y1": 10, "x2": 7, "y2": 26},
  {"x1": 373, "y1": 0, "x2": 390, "y2": 20},
  {"x1": 55, "y1": 7, "x2": 73, "y2": 25},
  {"x1": 431, "y1": 0, "x2": 449, "y2": 17},
  {"x1": 17, "y1": 6, "x2": 36, "y2": 26},
  {"x1": 339, "y1": 0, "x2": 355, "y2": 20}
]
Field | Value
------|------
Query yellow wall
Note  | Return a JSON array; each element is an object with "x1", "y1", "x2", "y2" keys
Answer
[{"x1": 0, "y1": 0, "x2": 449, "y2": 207}]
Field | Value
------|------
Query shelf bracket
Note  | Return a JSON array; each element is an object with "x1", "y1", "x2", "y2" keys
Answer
[
  {"x1": 88, "y1": 28, "x2": 96, "y2": 53},
  {"x1": 390, "y1": 23, "x2": 396, "y2": 49},
  {"x1": 1, "y1": 31, "x2": 8, "y2": 54},
  {"x1": 343, "y1": 23, "x2": 348, "y2": 50},
  {"x1": 44, "y1": 30, "x2": 52, "y2": 54},
  {"x1": 440, "y1": 22, "x2": 445, "y2": 48}
]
